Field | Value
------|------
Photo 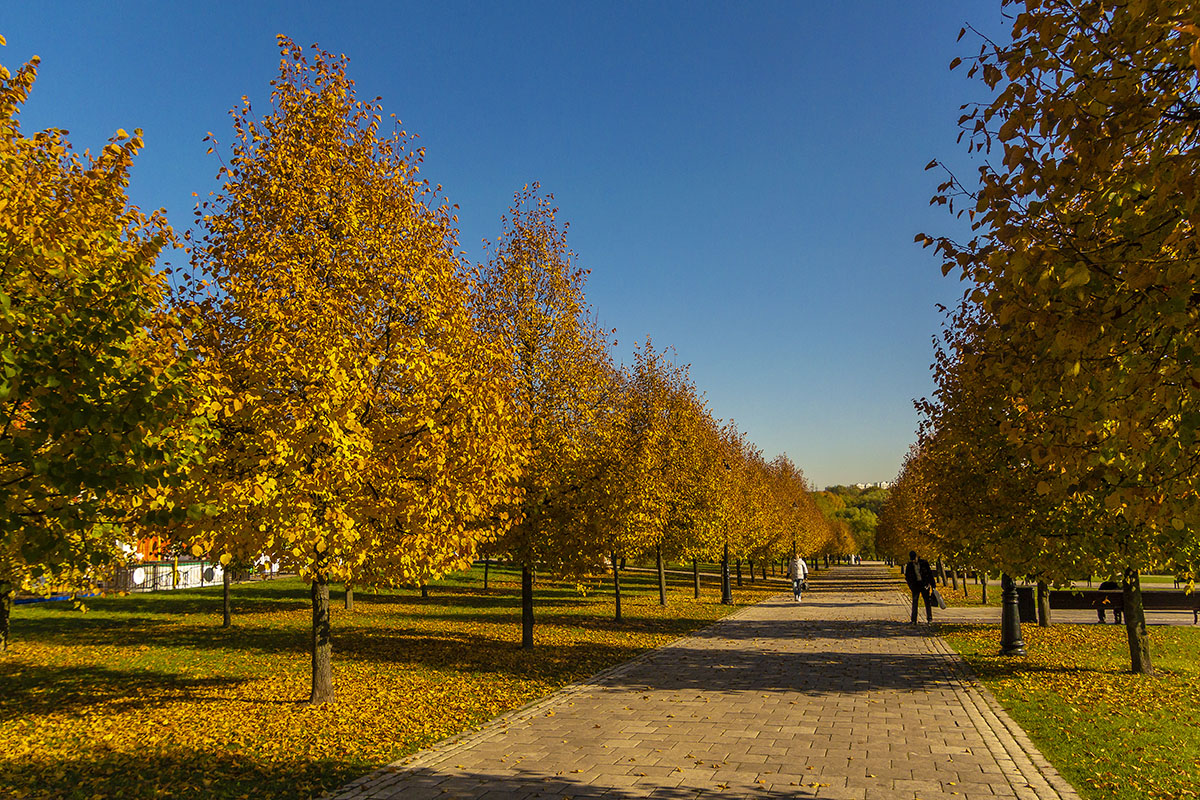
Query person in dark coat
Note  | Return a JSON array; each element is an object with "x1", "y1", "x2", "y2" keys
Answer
[
  {"x1": 1096, "y1": 580, "x2": 1122, "y2": 624},
  {"x1": 904, "y1": 550, "x2": 936, "y2": 624}
]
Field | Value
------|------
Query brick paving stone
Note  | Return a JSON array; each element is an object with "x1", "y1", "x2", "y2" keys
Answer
[{"x1": 327, "y1": 564, "x2": 1082, "y2": 800}]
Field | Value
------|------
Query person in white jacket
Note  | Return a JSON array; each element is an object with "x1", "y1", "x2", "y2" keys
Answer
[{"x1": 789, "y1": 555, "x2": 809, "y2": 601}]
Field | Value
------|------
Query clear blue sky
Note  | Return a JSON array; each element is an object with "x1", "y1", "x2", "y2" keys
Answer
[{"x1": 3, "y1": 1, "x2": 1006, "y2": 488}]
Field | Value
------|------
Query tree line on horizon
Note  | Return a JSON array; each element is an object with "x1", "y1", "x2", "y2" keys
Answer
[
  {"x1": 0, "y1": 35, "x2": 856, "y2": 702},
  {"x1": 876, "y1": 0, "x2": 1200, "y2": 674}
]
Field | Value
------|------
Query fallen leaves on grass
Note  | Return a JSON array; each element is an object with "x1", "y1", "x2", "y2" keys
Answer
[
  {"x1": 0, "y1": 572, "x2": 779, "y2": 800},
  {"x1": 941, "y1": 623, "x2": 1200, "y2": 800}
]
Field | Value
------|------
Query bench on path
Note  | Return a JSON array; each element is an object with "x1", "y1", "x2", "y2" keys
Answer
[{"x1": 1048, "y1": 589, "x2": 1198, "y2": 623}]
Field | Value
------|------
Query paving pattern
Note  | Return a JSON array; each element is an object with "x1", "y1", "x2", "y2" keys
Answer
[{"x1": 331, "y1": 564, "x2": 1081, "y2": 800}]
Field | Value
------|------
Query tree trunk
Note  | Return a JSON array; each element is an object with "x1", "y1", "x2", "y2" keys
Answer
[
  {"x1": 420, "y1": 584, "x2": 429, "y2": 599},
  {"x1": 936, "y1": 557, "x2": 947, "y2": 586},
  {"x1": 748, "y1": 558, "x2": 755, "y2": 583},
  {"x1": 483, "y1": 558, "x2": 490, "y2": 590},
  {"x1": 736, "y1": 559, "x2": 743, "y2": 587},
  {"x1": 980, "y1": 572, "x2": 988, "y2": 604},
  {"x1": 762, "y1": 561, "x2": 767, "y2": 580},
  {"x1": 721, "y1": 542, "x2": 731, "y2": 604},
  {"x1": 344, "y1": 584, "x2": 353, "y2": 612},
  {"x1": 656, "y1": 545, "x2": 666, "y2": 606},
  {"x1": 693, "y1": 558, "x2": 700, "y2": 599},
  {"x1": 1121, "y1": 567, "x2": 1153, "y2": 674},
  {"x1": 0, "y1": 583, "x2": 11, "y2": 652},
  {"x1": 521, "y1": 561, "x2": 534, "y2": 649},
  {"x1": 950, "y1": 568, "x2": 958, "y2": 591},
  {"x1": 1036, "y1": 580, "x2": 1050, "y2": 627},
  {"x1": 309, "y1": 573, "x2": 333, "y2": 704},
  {"x1": 222, "y1": 568, "x2": 232, "y2": 628},
  {"x1": 612, "y1": 553, "x2": 622, "y2": 623}
]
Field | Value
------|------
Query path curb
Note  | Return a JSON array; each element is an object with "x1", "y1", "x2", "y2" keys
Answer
[{"x1": 926, "y1": 632, "x2": 1082, "y2": 800}]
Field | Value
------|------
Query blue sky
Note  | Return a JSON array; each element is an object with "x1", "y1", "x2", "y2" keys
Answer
[{"x1": 2, "y1": 1, "x2": 1006, "y2": 488}]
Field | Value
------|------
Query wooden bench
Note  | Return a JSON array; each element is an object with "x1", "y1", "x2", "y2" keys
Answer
[{"x1": 1048, "y1": 589, "x2": 1198, "y2": 623}]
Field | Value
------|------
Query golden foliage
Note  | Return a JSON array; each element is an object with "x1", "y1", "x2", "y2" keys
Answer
[
  {"x1": 473, "y1": 183, "x2": 614, "y2": 578},
  {"x1": 922, "y1": 1, "x2": 1200, "y2": 563},
  {"x1": 0, "y1": 40, "x2": 209, "y2": 617},
  {"x1": 181, "y1": 37, "x2": 523, "y2": 588}
]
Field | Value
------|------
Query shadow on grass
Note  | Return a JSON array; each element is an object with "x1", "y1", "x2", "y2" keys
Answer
[
  {"x1": 7, "y1": 610, "x2": 710, "y2": 688},
  {"x1": 3, "y1": 746, "x2": 829, "y2": 800},
  {"x1": 0, "y1": 662, "x2": 249, "y2": 722},
  {"x1": 12, "y1": 580, "x2": 310, "y2": 628},
  {"x1": 13, "y1": 573, "x2": 745, "y2": 652},
  {"x1": 0, "y1": 745, "x2": 365, "y2": 800}
]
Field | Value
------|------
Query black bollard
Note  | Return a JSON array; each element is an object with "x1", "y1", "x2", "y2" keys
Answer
[{"x1": 1000, "y1": 573, "x2": 1027, "y2": 656}]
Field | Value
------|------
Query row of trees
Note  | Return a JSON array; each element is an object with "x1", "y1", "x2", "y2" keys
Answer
[
  {"x1": 0, "y1": 36, "x2": 845, "y2": 699},
  {"x1": 879, "y1": 0, "x2": 1200, "y2": 673}
]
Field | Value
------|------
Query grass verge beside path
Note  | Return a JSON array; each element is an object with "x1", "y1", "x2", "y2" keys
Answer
[
  {"x1": 940, "y1": 623, "x2": 1200, "y2": 800},
  {"x1": 0, "y1": 565, "x2": 781, "y2": 800}
]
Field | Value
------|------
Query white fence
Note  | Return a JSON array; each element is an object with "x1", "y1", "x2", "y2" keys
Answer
[{"x1": 104, "y1": 560, "x2": 280, "y2": 593}]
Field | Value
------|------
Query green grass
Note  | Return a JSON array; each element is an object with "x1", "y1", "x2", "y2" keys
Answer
[
  {"x1": 936, "y1": 576, "x2": 1001, "y2": 607},
  {"x1": 940, "y1": 622, "x2": 1200, "y2": 799},
  {"x1": 0, "y1": 562, "x2": 782, "y2": 800}
]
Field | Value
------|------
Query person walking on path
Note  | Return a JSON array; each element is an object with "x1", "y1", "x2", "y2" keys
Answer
[
  {"x1": 788, "y1": 554, "x2": 809, "y2": 601},
  {"x1": 1096, "y1": 579, "x2": 1123, "y2": 624},
  {"x1": 904, "y1": 549, "x2": 935, "y2": 624}
]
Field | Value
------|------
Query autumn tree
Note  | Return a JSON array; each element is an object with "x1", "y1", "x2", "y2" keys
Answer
[
  {"x1": 767, "y1": 455, "x2": 824, "y2": 560},
  {"x1": 604, "y1": 340, "x2": 713, "y2": 608},
  {"x1": 711, "y1": 422, "x2": 765, "y2": 598},
  {"x1": 0, "y1": 41, "x2": 209, "y2": 650},
  {"x1": 922, "y1": 0, "x2": 1200, "y2": 671},
  {"x1": 875, "y1": 447, "x2": 933, "y2": 564},
  {"x1": 182, "y1": 38, "x2": 521, "y2": 701},
  {"x1": 474, "y1": 184, "x2": 615, "y2": 647},
  {"x1": 671, "y1": 400, "x2": 729, "y2": 598}
]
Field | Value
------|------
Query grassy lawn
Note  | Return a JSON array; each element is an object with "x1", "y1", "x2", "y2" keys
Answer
[
  {"x1": 936, "y1": 576, "x2": 999, "y2": 607},
  {"x1": 940, "y1": 622, "x2": 1200, "y2": 800},
  {"x1": 1, "y1": 564, "x2": 783, "y2": 800}
]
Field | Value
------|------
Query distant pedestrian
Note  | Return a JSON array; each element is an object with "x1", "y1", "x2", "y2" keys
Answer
[
  {"x1": 904, "y1": 550, "x2": 935, "y2": 624},
  {"x1": 1096, "y1": 580, "x2": 1122, "y2": 624},
  {"x1": 789, "y1": 555, "x2": 809, "y2": 601}
]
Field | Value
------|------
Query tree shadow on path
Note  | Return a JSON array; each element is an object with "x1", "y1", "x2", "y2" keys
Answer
[
  {"x1": 337, "y1": 764, "x2": 823, "y2": 800},
  {"x1": 598, "y1": 628, "x2": 959, "y2": 696}
]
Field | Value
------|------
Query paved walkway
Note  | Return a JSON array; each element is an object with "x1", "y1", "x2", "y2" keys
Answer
[{"x1": 332, "y1": 564, "x2": 1080, "y2": 800}]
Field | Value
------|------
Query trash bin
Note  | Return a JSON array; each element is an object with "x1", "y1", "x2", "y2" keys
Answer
[{"x1": 1016, "y1": 586, "x2": 1036, "y2": 623}]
